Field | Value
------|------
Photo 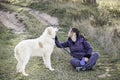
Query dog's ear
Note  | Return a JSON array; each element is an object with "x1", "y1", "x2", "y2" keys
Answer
[{"x1": 47, "y1": 28, "x2": 52, "y2": 35}]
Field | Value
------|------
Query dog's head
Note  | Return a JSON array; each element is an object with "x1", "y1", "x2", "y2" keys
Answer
[{"x1": 44, "y1": 27, "x2": 59, "y2": 38}]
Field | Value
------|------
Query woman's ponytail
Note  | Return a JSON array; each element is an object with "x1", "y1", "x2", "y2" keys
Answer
[{"x1": 80, "y1": 33, "x2": 88, "y2": 41}]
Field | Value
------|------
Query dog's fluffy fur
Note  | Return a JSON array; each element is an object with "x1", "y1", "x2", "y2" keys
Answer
[{"x1": 14, "y1": 27, "x2": 58, "y2": 76}]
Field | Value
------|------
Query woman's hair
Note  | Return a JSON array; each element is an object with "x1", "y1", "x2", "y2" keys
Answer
[{"x1": 71, "y1": 28, "x2": 88, "y2": 40}]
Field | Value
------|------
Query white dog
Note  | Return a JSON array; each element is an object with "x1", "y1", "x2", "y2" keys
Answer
[{"x1": 14, "y1": 27, "x2": 58, "y2": 76}]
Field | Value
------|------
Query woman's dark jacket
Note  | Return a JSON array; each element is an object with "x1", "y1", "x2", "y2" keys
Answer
[{"x1": 55, "y1": 36, "x2": 93, "y2": 60}]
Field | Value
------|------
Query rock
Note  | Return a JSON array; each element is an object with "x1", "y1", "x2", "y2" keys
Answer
[{"x1": 0, "y1": 11, "x2": 26, "y2": 34}]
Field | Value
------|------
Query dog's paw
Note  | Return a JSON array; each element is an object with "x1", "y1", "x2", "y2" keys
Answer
[
  {"x1": 50, "y1": 68, "x2": 54, "y2": 71},
  {"x1": 23, "y1": 73, "x2": 29, "y2": 76}
]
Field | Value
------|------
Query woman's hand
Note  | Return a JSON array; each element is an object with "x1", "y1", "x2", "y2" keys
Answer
[
  {"x1": 84, "y1": 57, "x2": 89, "y2": 62},
  {"x1": 55, "y1": 36, "x2": 58, "y2": 40}
]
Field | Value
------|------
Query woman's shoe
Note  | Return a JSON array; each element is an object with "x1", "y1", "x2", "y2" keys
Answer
[
  {"x1": 76, "y1": 67, "x2": 82, "y2": 72},
  {"x1": 76, "y1": 67, "x2": 86, "y2": 72}
]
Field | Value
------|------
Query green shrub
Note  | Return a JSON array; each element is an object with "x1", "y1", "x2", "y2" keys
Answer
[
  {"x1": 29, "y1": 1, "x2": 52, "y2": 11},
  {"x1": 109, "y1": 9, "x2": 120, "y2": 18}
]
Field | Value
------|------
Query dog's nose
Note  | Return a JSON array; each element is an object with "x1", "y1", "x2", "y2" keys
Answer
[{"x1": 57, "y1": 27, "x2": 62, "y2": 31}]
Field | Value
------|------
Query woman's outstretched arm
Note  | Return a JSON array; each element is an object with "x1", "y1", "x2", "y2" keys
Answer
[{"x1": 55, "y1": 36, "x2": 69, "y2": 48}]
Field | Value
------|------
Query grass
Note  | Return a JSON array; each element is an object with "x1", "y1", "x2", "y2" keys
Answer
[
  {"x1": 0, "y1": 29, "x2": 119, "y2": 80},
  {"x1": 0, "y1": 1, "x2": 120, "y2": 80}
]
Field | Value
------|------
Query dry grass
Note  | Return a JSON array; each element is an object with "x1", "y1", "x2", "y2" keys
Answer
[{"x1": 98, "y1": 0, "x2": 120, "y2": 8}]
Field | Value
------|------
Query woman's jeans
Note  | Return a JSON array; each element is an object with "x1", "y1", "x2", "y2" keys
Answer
[{"x1": 70, "y1": 52, "x2": 99, "y2": 69}]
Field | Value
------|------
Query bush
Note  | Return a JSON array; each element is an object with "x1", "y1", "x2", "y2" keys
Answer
[
  {"x1": 29, "y1": 2, "x2": 50, "y2": 11},
  {"x1": 109, "y1": 9, "x2": 120, "y2": 18}
]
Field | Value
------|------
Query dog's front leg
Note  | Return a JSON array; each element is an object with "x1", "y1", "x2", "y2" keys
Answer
[{"x1": 43, "y1": 54, "x2": 54, "y2": 71}]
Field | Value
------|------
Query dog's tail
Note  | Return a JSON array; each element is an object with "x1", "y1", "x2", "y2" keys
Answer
[
  {"x1": 14, "y1": 46, "x2": 23, "y2": 73},
  {"x1": 14, "y1": 46, "x2": 22, "y2": 62},
  {"x1": 14, "y1": 46, "x2": 19, "y2": 60}
]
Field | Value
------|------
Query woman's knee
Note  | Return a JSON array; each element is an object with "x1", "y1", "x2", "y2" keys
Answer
[
  {"x1": 93, "y1": 52, "x2": 99, "y2": 58},
  {"x1": 69, "y1": 58, "x2": 80, "y2": 67},
  {"x1": 70, "y1": 58, "x2": 77, "y2": 64}
]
